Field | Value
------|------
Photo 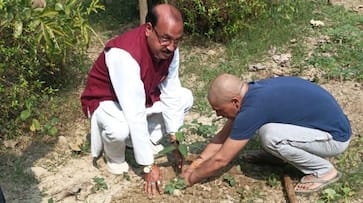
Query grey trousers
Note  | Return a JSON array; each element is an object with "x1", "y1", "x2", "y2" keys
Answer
[{"x1": 258, "y1": 123, "x2": 350, "y2": 177}]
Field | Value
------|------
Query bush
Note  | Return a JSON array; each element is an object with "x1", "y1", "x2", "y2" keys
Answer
[
  {"x1": 173, "y1": 0, "x2": 308, "y2": 42},
  {"x1": 174, "y1": 0, "x2": 267, "y2": 41},
  {"x1": 0, "y1": 0, "x2": 103, "y2": 138}
]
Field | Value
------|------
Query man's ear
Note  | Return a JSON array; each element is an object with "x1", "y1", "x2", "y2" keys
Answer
[
  {"x1": 231, "y1": 96, "x2": 241, "y2": 109},
  {"x1": 145, "y1": 22, "x2": 153, "y2": 37}
]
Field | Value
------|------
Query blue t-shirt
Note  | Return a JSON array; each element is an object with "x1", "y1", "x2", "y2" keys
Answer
[{"x1": 230, "y1": 77, "x2": 351, "y2": 142}]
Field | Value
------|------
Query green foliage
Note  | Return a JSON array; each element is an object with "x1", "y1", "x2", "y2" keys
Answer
[
  {"x1": 180, "y1": 1, "x2": 317, "y2": 115},
  {"x1": 189, "y1": 119, "x2": 217, "y2": 138},
  {"x1": 164, "y1": 177, "x2": 187, "y2": 194},
  {"x1": 0, "y1": 0, "x2": 103, "y2": 138},
  {"x1": 157, "y1": 126, "x2": 188, "y2": 158},
  {"x1": 89, "y1": 0, "x2": 138, "y2": 30},
  {"x1": 223, "y1": 174, "x2": 236, "y2": 187},
  {"x1": 93, "y1": 176, "x2": 108, "y2": 190},
  {"x1": 320, "y1": 188, "x2": 340, "y2": 203},
  {"x1": 306, "y1": 13, "x2": 363, "y2": 81},
  {"x1": 266, "y1": 174, "x2": 279, "y2": 188},
  {"x1": 175, "y1": 0, "x2": 267, "y2": 41}
]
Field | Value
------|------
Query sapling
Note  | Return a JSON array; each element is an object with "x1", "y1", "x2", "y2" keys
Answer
[{"x1": 156, "y1": 126, "x2": 188, "y2": 160}]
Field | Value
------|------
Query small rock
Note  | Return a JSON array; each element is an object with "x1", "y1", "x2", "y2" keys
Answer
[
  {"x1": 254, "y1": 198, "x2": 264, "y2": 203},
  {"x1": 248, "y1": 63, "x2": 266, "y2": 71},
  {"x1": 3, "y1": 140, "x2": 19, "y2": 149},
  {"x1": 173, "y1": 189, "x2": 182, "y2": 196},
  {"x1": 310, "y1": 19, "x2": 325, "y2": 27},
  {"x1": 272, "y1": 53, "x2": 291, "y2": 67},
  {"x1": 290, "y1": 39, "x2": 297, "y2": 44},
  {"x1": 57, "y1": 136, "x2": 68, "y2": 149},
  {"x1": 207, "y1": 50, "x2": 217, "y2": 56},
  {"x1": 32, "y1": 0, "x2": 46, "y2": 8}
]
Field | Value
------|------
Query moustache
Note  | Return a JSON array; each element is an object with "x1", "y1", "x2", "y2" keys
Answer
[{"x1": 163, "y1": 49, "x2": 172, "y2": 55}]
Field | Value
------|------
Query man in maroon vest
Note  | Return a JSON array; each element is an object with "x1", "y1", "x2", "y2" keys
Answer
[{"x1": 80, "y1": 4, "x2": 193, "y2": 196}]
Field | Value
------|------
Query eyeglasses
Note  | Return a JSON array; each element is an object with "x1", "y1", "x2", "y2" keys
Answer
[{"x1": 153, "y1": 27, "x2": 181, "y2": 46}]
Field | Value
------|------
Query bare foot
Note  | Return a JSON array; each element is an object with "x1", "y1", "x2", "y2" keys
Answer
[{"x1": 295, "y1": 168, "x2": 342, "y2": 193}]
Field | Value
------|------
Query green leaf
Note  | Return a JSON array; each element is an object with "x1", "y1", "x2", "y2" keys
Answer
[
  {"x1": 323, "y1": 188, "x2": 338, "y2": 199},
  {"x1": 178, "y1": 144, "x2": 188, "y2": 158},
  {"x1": 175, "y1": 177, "x2": 187, "y2": 189},
  {"x1": 49, "y1": 126, "x2": 58, "y2": 136},
  {"x1": 20, "y1": 110, "x2": 31, "y2": 120},
  {"x1": 175, "y1": 131, "x2": 184, "y2": 142},
  {"x1": 30, "y1": 119, "x2": 41, "y2": 132},
  {"x1": 157, "y1": 145, "x2": 176, "y2": 156},
  {"x1": 13, "y1": 20, "x2": 23, "y2": 38},
  {"x1": 93, "y1": 176, "x2": 108, "y2": 190},
  {"x1": 55, "y1": 3, "x2": 64, "y2": 11},
  {"x1": 29, "y1": 19, "x2": 41, "y2": 30},
  {"x1": 164, "y1": 184, "x2": 175, "y2": 194},
  {"x1": 51, "y1": 117, "x2": 59, "y2": 124},
  {"x1": 44, "y1": 123, "x2": 51, "y2": 130},
  {"x1": 39, "y1": 11, "x2": 59, "y2": 18},
  {"x1": 223, "y1": 175, "x2": 236, "y2": 187}
]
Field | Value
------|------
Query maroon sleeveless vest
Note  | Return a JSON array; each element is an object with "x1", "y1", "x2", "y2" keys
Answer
[{"x1": 80, "y1": 25, "x2": 174, "y2": 117}]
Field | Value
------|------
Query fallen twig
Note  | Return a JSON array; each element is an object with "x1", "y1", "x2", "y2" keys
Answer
[{"x1": 282, "y1": 174, "x2": 298, "y2": 203}]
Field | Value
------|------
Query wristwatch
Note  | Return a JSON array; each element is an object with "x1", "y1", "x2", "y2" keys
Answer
[{"x1": 143, "y1": 165, "x2": 153, "y2": 173}]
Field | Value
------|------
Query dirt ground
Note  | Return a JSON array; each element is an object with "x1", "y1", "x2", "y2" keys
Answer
[{"x1": 1, "y1": 1, "x2": 362, "y2": 203}]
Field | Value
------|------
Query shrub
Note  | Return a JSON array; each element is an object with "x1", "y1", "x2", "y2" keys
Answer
[
  {"x1": 173, "y1": 0, "x2": 267, "y2": 41},
  {"x1": 0, "y1": 0, "x2": 103, "y2": 138}
]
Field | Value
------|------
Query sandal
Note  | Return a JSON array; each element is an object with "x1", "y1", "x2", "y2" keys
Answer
[{"x1": 295, "y1": 171, "x2": 342, "y2": 194}]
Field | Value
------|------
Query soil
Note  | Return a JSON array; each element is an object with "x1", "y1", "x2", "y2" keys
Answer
[{"x1": 1, "y1": 1, "x2": 362, "y2": 203}]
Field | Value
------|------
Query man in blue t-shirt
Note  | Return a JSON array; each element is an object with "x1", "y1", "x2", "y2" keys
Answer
[{"x1": 182, "y1": 73, "x2": 351, "y2": 194}]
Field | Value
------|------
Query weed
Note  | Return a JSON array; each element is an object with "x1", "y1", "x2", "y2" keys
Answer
[
  {"x1": 164, "y1": 177, "x2": 187, "y2": 194},
  {"x1": 189, "y1": 119, "x2": 218, "y2": 138},
  {"x1": 80, "y1": 137, "x2": 91, "y2": 154},
  {"x1": 223, "y1": 174, "x2": 236, "y2": 187},
  {"x1": 92, "y1": 176, "x2": 108, "y2": 191},
  {"x1": 320, "y1": 188, "x2": 341, "y2": 202},
  {"x1": 123, "y1": 172, "x2": 131, "y2": 181},
  {"x1": 237, "y1": 184, "x2": 264, "y2": 201},
  {"x1": 267, "y1": 174, "x2": 280, "y2": 188}
]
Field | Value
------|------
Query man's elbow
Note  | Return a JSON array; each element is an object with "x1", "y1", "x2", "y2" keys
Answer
[{"x1": 214, "y1": 156, "x2": 230, "y2": 168}]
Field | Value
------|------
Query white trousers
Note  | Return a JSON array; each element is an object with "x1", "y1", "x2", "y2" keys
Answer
[{"x1": 90, "y1": 88, "x2": 193, "y2": 164}]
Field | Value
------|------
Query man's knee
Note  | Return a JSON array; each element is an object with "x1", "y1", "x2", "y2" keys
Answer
[
  {"x1": 181, "y1": 87, "x2": 193, "y2": 112},
  {"x1": 102, "y1": 124, "x2": 129, "y2": 143},
  {"x1": 259, "y1": 123, "x2": 281, "y2": 151}
]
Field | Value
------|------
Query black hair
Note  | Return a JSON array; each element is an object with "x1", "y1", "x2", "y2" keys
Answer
[{"x1": 145, "y1": 5, "x2": 158, "y2": 27}]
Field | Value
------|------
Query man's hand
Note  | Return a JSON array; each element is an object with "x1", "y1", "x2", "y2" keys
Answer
[
  {"x1": 144, "y1": 165, "x2": 163, "y2": 198},
  {"x1": 180, "y1": 166, "x2": 193, "y2": 186},
  {"x1": 180, "y1": 156, "x2": 203, "y2": 186}
]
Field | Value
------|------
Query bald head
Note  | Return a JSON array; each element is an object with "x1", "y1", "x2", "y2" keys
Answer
[
  {"x1": 146, "y1": 4, "x2": 183, "y2": 28},
  {"x1": 208, "y1": 73, "x2": 244, "y2": 106}
]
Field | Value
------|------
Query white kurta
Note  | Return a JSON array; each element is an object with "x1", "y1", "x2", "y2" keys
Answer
[{"x1": 91, "y1": 47, "x2": 193, "y2": 165}]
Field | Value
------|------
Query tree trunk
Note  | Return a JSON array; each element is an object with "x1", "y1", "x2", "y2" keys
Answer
[{"x1": 139, "y1": 0, "x2": 148, "y2": 25}]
